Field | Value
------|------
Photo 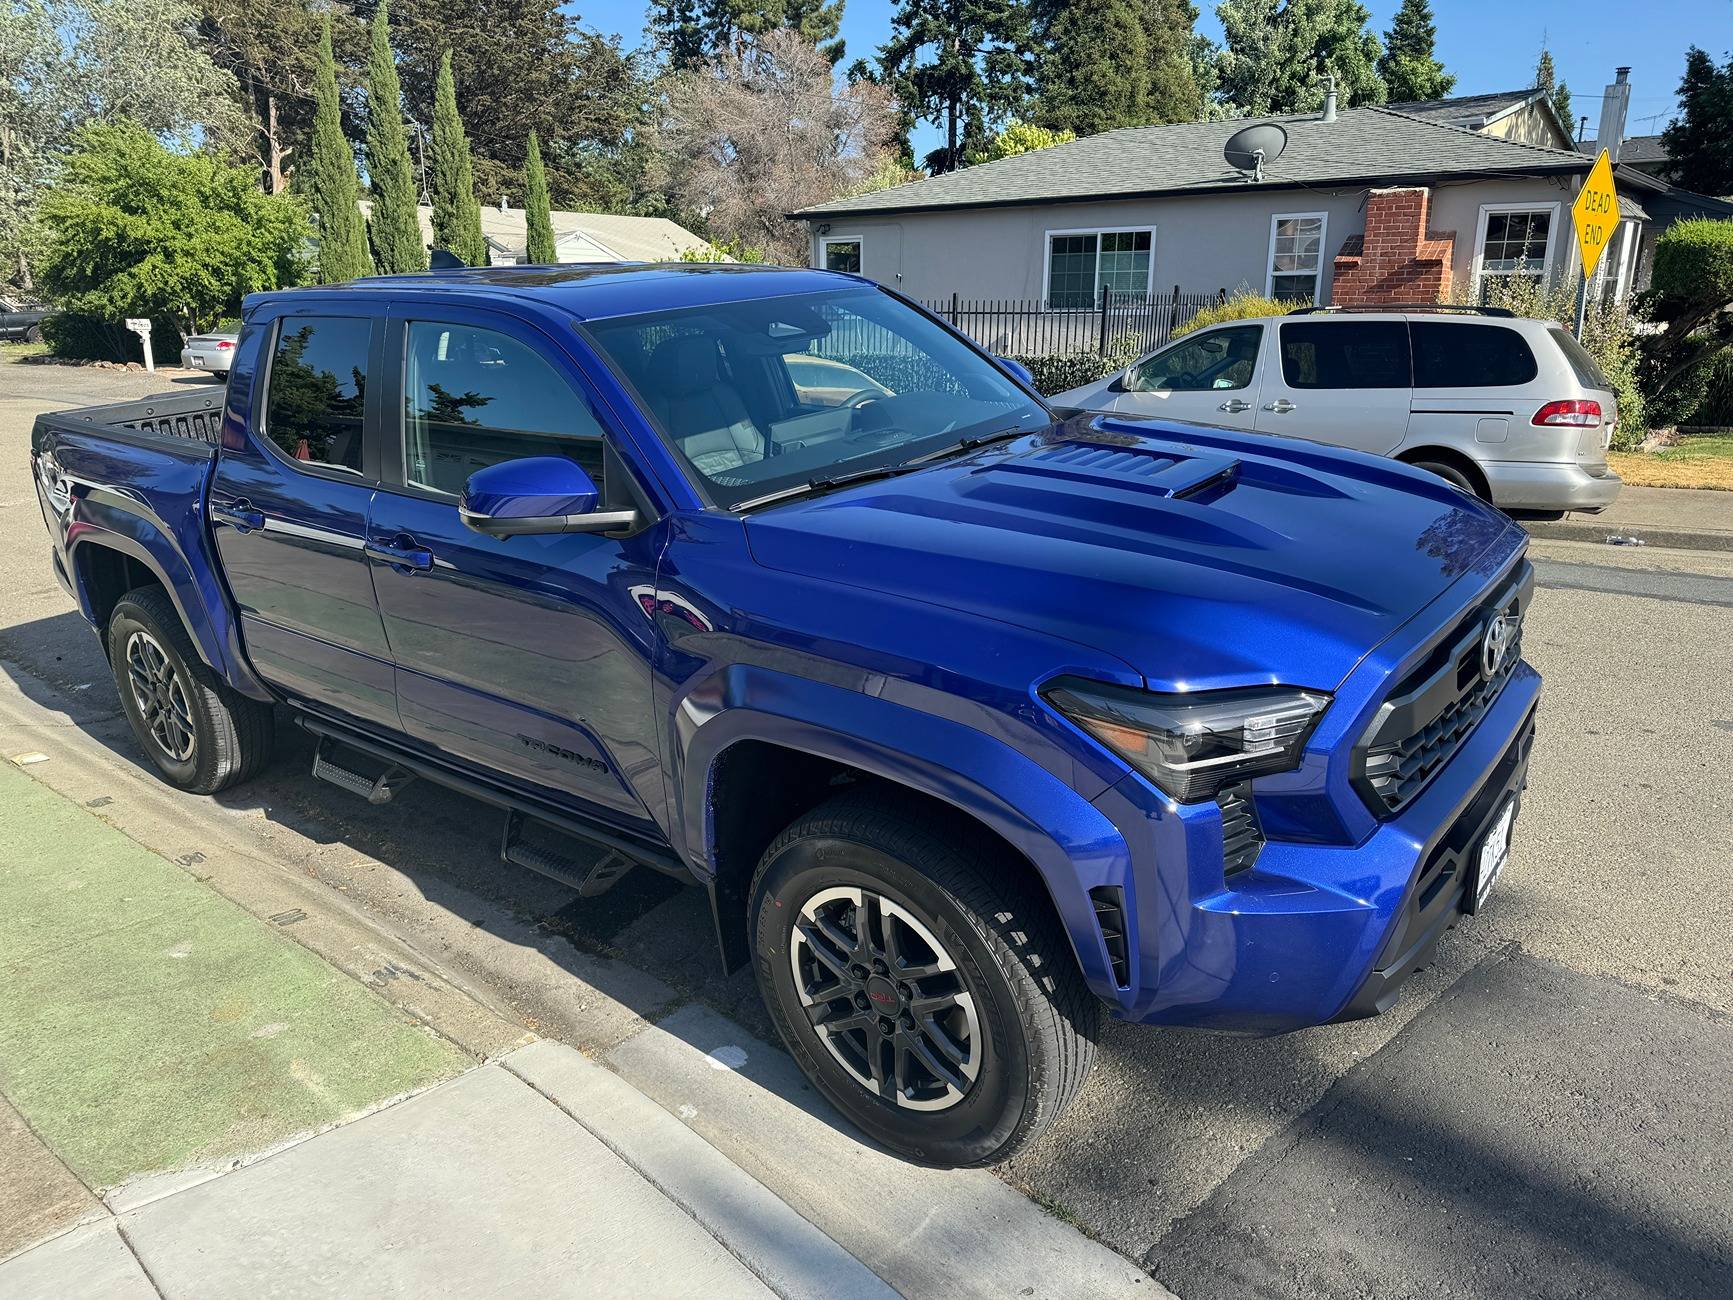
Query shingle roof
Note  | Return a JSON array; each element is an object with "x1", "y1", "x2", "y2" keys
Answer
[
  {"x1": 796, "y1": 106, "x2": 1592, "y2": 219},
  {"x1": 1608, "y1": 134, "x2": 1668, "y2": 165},
  {"x1": 1385, "y1": 89, "x2": 1543, "y2": 128}
]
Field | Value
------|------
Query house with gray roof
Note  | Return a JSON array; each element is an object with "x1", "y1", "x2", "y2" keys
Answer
[{"x1": 793, "y1": 98, "x2": 1731, "y2": 328}]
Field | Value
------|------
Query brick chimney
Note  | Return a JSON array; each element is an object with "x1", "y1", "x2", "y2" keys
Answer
[{"x1": 1331, "y1": 187, "x2": 1455, "y2": 306}]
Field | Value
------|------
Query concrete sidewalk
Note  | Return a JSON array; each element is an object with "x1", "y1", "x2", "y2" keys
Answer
[{"x1": 1526, "y1": 484, "x2": 1733, "y2": 551}]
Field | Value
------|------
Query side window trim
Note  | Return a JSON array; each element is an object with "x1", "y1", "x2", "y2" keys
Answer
[
  {"x1": 251, "y1": 308, "x2": 385, "y2": 484},
  {"x1": 1130, "y1": 325, "x2": 1262, "y2": 392}
]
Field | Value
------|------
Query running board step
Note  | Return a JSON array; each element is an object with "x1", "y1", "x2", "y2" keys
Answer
[
  {"x1": 311, "y1": 737, "x2": 417, "y2": 805},
  {"x1": 500, "y1": 809, "x2": 635, "y2": 898}
]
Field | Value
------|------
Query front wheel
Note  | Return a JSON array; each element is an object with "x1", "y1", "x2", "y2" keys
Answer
[{"x1": 750, "y1": 791, "x2": 1098, "y2": 1167}]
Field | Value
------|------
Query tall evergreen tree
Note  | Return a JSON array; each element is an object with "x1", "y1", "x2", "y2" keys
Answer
[
  {"x1": 364, "y1": 0, "x2": 424, "y2": 273},
  {"x1": 1535, "y1": 48, "x2": 1572, "y2": 133},
  {"x1": 878, "y1": 0, "x2": 1034, "y2": 173},
  {"x1": 648, "y1": 0, "x2": 845, "y2": 65},
  {"x1": 523, "y1": 130, "x2": 557, "y2": 263},
  {"x1": 1213, "y1": 0, "x2": 1386, "y2": 117},
  {"x1": 1377, "y1": 0, "x2": 1453, "y2": 102},
  {"x1": 1032, "y1": 0, "x2": 1200, "y2": 134},
  {"x1": 1662, "y1": 48, "x2": 1733, "y2": 197},
  {"x1": 431, "y1": 49, "x2": 488, "y2": 266},
  {"x1": 306, "y1": 16, "x2": 372, "y2": 282}
]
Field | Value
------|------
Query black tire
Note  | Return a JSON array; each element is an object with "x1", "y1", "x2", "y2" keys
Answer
[
  {"x1": 1410, "y1": 458, "x2": 1481, "y2": 498},
  {"x1": 24, "y1": 324, "x2": 44, "y2": 344},
  {"x1": 750, "y1": 790, "x2": 1098, "y2": 1168},
  {"x1": 106, "y1": 586, "x2": 274, "y2": 794}
]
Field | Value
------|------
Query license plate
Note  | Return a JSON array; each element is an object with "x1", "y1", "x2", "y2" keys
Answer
[
  {"x1": 186, "y1": 354, "x2": 204, "y2": 367},
  {"x1": 1466, "y1": 798, "x2": 1516, "y2": 913}
]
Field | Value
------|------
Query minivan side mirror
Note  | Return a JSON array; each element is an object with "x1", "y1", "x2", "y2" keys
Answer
[{"x1": 459, "y1": 455, "x2": 637, "y2": 537}]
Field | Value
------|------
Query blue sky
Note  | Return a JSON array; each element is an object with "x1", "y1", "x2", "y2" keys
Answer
[{"x1": 574, "y1": 0, "x2": 1727, "y2": 157}]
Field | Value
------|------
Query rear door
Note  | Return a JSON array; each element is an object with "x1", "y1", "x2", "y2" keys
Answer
[
  {"x1": 1255, "y1": 318, "x2": 1412, "y2": 453},
  {"x1": 210, "y1": 308, "x2": 397, "y2": 729},
  {"x1": 366, "y1": 304, "x2": 666, "y2": 837},
  {"x1": 1099, "y1": 324, "x2": 1266, "y2": 431}
]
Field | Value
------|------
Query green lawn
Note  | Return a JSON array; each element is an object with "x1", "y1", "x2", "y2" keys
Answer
[{"x1": 0, "y1": 340, "x2": 49, "y2": 362}]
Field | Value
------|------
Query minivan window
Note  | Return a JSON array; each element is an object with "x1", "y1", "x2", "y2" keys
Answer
[
  {"x1": 1548, "y1": 326, "x2": 1611, "y2": 392},
  {"x1": 1279, "y1": 321, "x2": 1410, "y2": 389},
  {"x1": 402, "y1": 322, "x2": 605, "y2": 495},
  {"x1": 1412, "y1": 322, "x2": 1538, "y2": 388},
  {"x1": 1128, "y1": 326, "x2": 1261, "y2": 392},
  {"x1": 264, "y1": 317, "x2": 370, "y2": 471}
]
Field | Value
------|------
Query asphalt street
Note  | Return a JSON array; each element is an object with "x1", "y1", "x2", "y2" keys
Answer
[{"x1": 4, "y1": 360, "x2": 1731, "y2": 1297}]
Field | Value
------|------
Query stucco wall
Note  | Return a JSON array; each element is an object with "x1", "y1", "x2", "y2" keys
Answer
[{"x1": 809, "y1": 175, "x2": 1585, "y2": 305}]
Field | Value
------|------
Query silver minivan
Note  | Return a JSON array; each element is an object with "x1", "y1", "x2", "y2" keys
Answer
[{"x1": 1051, "y1": 306, "x2": 1622, "y2": 515}]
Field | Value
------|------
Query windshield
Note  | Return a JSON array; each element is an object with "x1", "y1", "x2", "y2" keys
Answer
[{"x1": 585, "y1": 287, "x2": 1049, "y2": 509}]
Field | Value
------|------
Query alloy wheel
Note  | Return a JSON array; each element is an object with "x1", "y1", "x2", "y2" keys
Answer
[
  {"x1": 789, "y1": 885, "x2": 981, "y2": 1111},
  {"x1": 125, "y1": 631, "x2": 196, "y2": 762}
]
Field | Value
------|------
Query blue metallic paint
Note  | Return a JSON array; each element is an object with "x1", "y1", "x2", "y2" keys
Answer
[
  {"x1": 40, "y1": 265, "x2": 1541, "y2": 1034},
  {"x1": 459, "y1": 456, "x2": 600, "y2": 522}
]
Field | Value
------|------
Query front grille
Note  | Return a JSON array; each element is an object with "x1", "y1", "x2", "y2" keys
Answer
[
  {"x1": 1355, "y1": 562, "x2": 1534, "y2": 815},
  {"x1": 1218, "y1": 782, "x2": 1264, "y2": 875}
]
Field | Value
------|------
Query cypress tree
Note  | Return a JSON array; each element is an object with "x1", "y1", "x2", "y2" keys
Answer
[
  {"x1": 431, "y1": 50, "x2": 488, "y2": 266},
  {"x1": 365, "y1": 0, "x2": 425, "y2": 273},
  {"x1": 523, "y1": 131, "x2": 557, "y2": 264},
  {"x1": 1535, "y1": 48, "x2": 1572, "y2": 133},
  {"x1": 1378, "y1": 0, "x2": 1454, "y2": 102},
  {"x1": 307, "y1": 15, "x2": 372, "y2": 282}
]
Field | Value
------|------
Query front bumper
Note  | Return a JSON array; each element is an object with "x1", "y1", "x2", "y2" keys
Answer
[
  {"x1": 1485, "y1": 459, "x2": 1622, "y2": 512},
  {"x1": 1091, "y1": 660, "x2": 1542, "y2": 1033}
]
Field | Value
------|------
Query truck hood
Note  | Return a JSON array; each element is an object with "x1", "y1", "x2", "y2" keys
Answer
[{"x1": 742, "y1": 416, "x2": 1524, "y2": 692}]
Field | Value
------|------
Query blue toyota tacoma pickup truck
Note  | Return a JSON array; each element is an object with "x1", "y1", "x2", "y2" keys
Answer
[{"x1": 31, "y1": 264, "x2": 1539, "y2": 1167}]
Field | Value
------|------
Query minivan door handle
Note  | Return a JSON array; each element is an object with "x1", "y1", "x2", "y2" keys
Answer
[
  {"x1": 212, "y1": 498, "x2": 266, "y2": 532},
  {"x1": 1218, "y1": 398, "x2": 1252, "y2": 413},
  {"x1": 1262, "y1": 399, "x2": 1297, "y2": 414}
]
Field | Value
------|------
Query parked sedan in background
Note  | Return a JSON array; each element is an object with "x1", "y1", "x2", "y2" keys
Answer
[
  {"x1": 1052, "y1": 305, "x2": 1621, "y2": 517},
  {"x1": 181, "y1": 332, "x2": 237, "y2": 378},
  {"x1": 0, "y1": 296, "x2": 52, "y2": 343}
]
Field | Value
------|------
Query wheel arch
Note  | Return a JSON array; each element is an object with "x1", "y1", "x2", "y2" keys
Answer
[{"x1": 1397, "y1": 445, "x2": 1492, "y2": 501}]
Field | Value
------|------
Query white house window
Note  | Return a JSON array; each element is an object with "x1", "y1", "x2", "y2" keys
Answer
[
  {"x1": 1475, "y1": 205, "x2": 1559, "y2": 298},
  {"x1": 821, "y1": 237, "x2": 862, "y2": 274},
  {"x1": 1267, "y1": 213, "x2": 1327, "y2": 303},
  {"x1": 1045, "y1": 229, "x2": 1154, "y2": 308}
]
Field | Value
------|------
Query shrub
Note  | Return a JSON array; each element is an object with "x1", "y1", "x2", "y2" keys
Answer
[
  {"x1": 1650, "y1": 345, "x2": 1733, "y2": 429},
  {"x1": 1008, "y1": 333, "x2": 1142, "y2": 396},
  {"x1": 1649, "y1": 218, "x2": 1733, "y2": 313},
  {"x1": 42, "y1": 312, "x2": 185, "y2": 365},
  {"x1": 1172, "y1": 292, "x2": 1303, "y2": 338}
]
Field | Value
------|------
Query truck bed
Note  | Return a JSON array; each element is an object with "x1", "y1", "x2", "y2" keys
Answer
[{"x1": 31, "y1": 387, "x2": 227, "y2": 455}]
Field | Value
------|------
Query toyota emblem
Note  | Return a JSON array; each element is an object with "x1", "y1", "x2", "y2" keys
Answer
[{"x1": 1480, "y1": 613, "x2": 1517, "y2": 679}]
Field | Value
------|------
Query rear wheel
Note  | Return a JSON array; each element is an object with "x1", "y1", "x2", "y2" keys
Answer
[
  {"x1": 24, "y1": 325, "x2": 43, "y2": 344},
  {"x1": 1409, "y1": 457, "x2": 1481, "y2": 498},
  {"x1": 750, "y1": 791, "x2": 1098, "y2": 1167},
  {"x1": 107, "y1": 587, "x2": 274, "y2": 794}
]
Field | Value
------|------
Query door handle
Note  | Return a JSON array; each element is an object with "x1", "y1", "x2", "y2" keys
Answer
[
  {"x1": 1263, "y1": 399, "x2": 1297, "y2": 414},
  {"x1": 1218, "y1": 398, "x2": 1252, "y2": 413},
  {"x1": 365, "y1": 536, "x2": 434, "y2": 572},
  {"x1": 212, "y1": 498, "x2": 265, "y2": 532}
]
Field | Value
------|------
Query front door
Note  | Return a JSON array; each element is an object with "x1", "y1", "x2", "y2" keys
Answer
[
  {"x1": 1253, "y1": 318, "x2": 1413, "y2": 454},
  {"x1": 209, "y1": 310, "x2": 398, "y2": 729},
  {"x1": 1104, "y1": 324, "x2": 1266, "y2": 431},
  {"x1": 366, "y1": 309, "x2": 665, "y2": 837}
]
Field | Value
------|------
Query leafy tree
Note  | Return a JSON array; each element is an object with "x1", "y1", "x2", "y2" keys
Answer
[
  {"x1": 1535, "y1": 48, "x2": 1571, "y2": 132},
  {"x1": 878, "y1": 0, "x2": 1035, "y2": 173},
  {"x1": 364, "y1": 0, "x2": 424, "y2": 274},
  {"x1": 662, "y1": 30, "x2": 896, "y2": 260},
  {"x1": 2, "y1": 0, "x2": 243, "y2": 289},
  {"x1": 1661, "y1": 48, "x2": 1733, "y2": 198},
  {"x1": 649, "y1": 0, "x2": 845, "y2": 66},
  {"x1": 1638, "y1": 218, "x2": 1733, "y2": 413},
  {"x1": 38, "y1": 121, "x2": 309, "y2": 341},
  {"x1": 1377, "y1": 0, "x2": 1453, "y2": 102},
  {"x1": 523, "y1": 131, "x2": 557, "y2": 263},
  {"x1": 1213, "y1": 0, "x2": 1385, "y2": 117},
  {"x1": 1144, "y1": 0, "x2": 1206, "y2": 124},
  {"x1": 1032, "y1": 0, "x2": 1201, "y2": 135},
  {"x1": 306, "y1": 16, "x2": 372, "y2": 283},
  {"x1": 431, "y1": 49, "x2": 488, "y2": 266},
  {"x1": 967, "y1": 119, "x2": 1074, "y2": 163}
]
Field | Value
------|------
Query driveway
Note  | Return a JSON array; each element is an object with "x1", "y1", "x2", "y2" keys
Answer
[{"x1": 4, "y1": 358, "x2": 1730, "y2": 1297}]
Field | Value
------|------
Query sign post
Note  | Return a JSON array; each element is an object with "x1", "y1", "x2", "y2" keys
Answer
[
  {"x1": 1570, "y1": 150, "x2": 1619, "y2": 336},
  {"x1": 124, "y1": 317, "x2": 154, "y2": 372}
]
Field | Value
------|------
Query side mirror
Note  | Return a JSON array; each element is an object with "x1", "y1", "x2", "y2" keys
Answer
[
  {"x1": 458, "y1": 456, "x2": 637, "y2": 537},
  {"x1": 994, "y1": 356, "x2": 1036, "y2": 389}
]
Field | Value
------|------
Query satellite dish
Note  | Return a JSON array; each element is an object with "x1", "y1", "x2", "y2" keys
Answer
[{"x1": 1223, "y1": 122, "x2": 1289, "y2": 181}]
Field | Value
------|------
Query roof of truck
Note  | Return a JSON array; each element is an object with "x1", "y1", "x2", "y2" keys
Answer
[{"x1": 245, "y1": 263, "x2": 860, "y2": 323}]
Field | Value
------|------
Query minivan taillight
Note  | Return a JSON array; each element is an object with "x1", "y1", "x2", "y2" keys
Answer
[{"x1": 1532, "y1": 399, "x2": 1601, "y2": 427}]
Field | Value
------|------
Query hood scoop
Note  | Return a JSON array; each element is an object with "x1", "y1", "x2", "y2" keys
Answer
[{"x1": 986, "y1": 441, "x2": 1241, "y2": 501}]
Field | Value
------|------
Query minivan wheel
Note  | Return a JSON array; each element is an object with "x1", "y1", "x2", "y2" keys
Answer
[
  {"x1": 1410, "y1": 458, "x2": 1480, "y2": 497},
  {"x1": 106, "y1": 587, "x2": 274, "y2": 794},
  {"x1": 750, "y1": 790, "x2": 1098, "y2": 1168}
]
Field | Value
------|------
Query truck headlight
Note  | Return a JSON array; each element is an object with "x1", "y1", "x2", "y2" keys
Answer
[{"x1": 1042, "y1": 679, "x2": 1330, "y2": 802}]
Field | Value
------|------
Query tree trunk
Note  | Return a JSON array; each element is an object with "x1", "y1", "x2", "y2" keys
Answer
[{"x1": 265, "y1": 94, "x2": 292, "y2": 193}]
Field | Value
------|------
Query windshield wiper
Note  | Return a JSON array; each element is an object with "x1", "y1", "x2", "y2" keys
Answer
[
  {"x1": 901, "y1": 425, "x2": 1027, "y2": 466},
  {"x1": 733, "y1": 461, "x2": 924, "y2": 512}
]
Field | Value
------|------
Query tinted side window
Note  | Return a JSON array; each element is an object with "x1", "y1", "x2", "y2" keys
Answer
[
  {"x1": 1412, "y1": 322, "x2": 1538, "y2": 387},
  {"x1": 1130, "y1": 325, "x2": 1262, "y2": 392},
  {"x1": 403, "y1": 322, "x2": 605, "y2": 496},
  {"x1": 265, "y1": 317, "x2": 370, "y2": 471},
  {"x1": 1548, "y1": 326, "x2": 1610, "y2": 391},
  {"x1": 1279, "y1": 321, "x2": 1410, "y2": 389}
]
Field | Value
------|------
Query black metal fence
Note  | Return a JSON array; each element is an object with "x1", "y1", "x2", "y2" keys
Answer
[{"x1": 919, "y1": 286, "x2": 1231, "y2": 358}]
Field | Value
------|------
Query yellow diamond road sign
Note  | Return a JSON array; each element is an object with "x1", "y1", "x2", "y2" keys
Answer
[{"x1": 1573, "y1": 150, "x2": 1619, "y2": 281}]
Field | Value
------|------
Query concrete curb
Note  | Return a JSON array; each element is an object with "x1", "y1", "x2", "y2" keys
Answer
[{"x1": 1522, "y1": 517, "x2": 1733, "y2": 553}]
